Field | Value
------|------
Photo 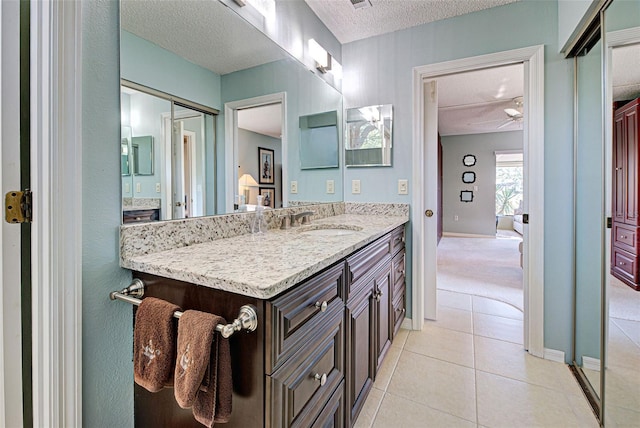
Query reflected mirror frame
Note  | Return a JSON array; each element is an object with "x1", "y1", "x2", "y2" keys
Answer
[
  {"x1": 299, "y1": 110, "x2": 340, "y2": 170},
  {"x1": 460, "y1": 190, "x2": 473, "y2": 202},
  {"x1": 345, "y1": 104, "x2": 393, "y2": 167}
]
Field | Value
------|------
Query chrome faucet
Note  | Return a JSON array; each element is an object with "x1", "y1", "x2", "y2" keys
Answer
[{"x1": 291, "y1": 211, "x2": 314, "y2": 226}]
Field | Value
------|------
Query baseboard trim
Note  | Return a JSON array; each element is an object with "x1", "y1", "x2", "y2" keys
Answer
[
  {"x1": 543, "y1": 348, "x2": 566, "y2": 363},
  {"x1": 442, "y1": 232, "x2": 495, "y2": 239},
  {"x1": 401, "y1": 317, "x2": 412, "y2": 330},
  {"x1": 582, "y1": 356, "x2": 601, "y2": 372}
]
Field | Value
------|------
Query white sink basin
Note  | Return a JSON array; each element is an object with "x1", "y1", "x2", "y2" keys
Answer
[{"x1": 297, "y1": 224, "x2": 363, "y2": 237}]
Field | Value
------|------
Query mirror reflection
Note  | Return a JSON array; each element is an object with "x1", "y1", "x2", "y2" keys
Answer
[
  {"x1": 603, "y1": 1, "x2": 640, "y2": 426},
  {"x1": 345, "y1": 104, "x2": 393, "y2": 167},
  {"x1": 120, "y1": 0, "x2": 343, "y2": 223},
  {"x1": 132, "y1": 136, "x2": 154, "y2": 176},
  {"x1": 299, "y1": 110, "x2": 339, "y2": 170}
]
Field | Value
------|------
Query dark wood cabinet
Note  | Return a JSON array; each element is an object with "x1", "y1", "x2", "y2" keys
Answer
[
  {"x1": 612, "y1": 98, "x2": 640, "y2": 291},
  {"x1": 132, "y1": 225, "x2": 406, "y2": 427},
  {"x1": 345, "y1": 227, "x2": 405, "y2": 426}
]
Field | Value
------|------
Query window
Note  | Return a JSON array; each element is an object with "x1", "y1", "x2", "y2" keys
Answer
[{"x1": 495, "y1": 152, "x2": 523, "y2": 215}]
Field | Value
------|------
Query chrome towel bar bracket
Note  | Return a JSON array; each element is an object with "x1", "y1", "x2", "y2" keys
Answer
[{"x1": 110, "y1": 279, "x2": 258, "y2": 338}]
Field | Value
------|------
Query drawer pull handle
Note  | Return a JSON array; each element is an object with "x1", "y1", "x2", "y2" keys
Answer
[
  {"x1": 620, "y1": 235, "x2": 626, "y2": 239},
  {"x1": 619, "y1": 262, "x2": 626, "y2": 266},
  {"x1": 314, "y1": 373, "x2": 327, "y2": 386},
  {"x1": 373, "y1": 290, "x2": 382, "y2": 301},
  {"x1": 314, "y1": 301, "x2": 328, "y2": 312}
]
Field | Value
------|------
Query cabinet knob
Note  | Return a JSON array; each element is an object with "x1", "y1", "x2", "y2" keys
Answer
[
  {"x1": 619, "y1": 261, "x2": 625, "y2": 266},
  {"x1": 620, "y1": 235, "x2": 626, "y2": 239},
  {"x1": 314, "y1": 301, "x2": 328, "y2": 312},
  {"x1": 314, "y1": 373, "x2": 327, "y2": 386}
]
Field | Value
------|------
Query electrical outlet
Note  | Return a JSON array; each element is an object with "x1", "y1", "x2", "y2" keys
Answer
[
  {"x1": 352, "y1": 179, "x2": 361, "y2": 194},
  {"x1": 326, "y1": 180, "x2": 335, "y2": 194},
  {"x1": 398, "y1": 179, "x2": 408, "y2": 195},
  {"x1": 454, "y1": 215, "x2": 459, "y2": 221},
  {"x1": 290, "y1": 181, "x2": 298, "y2": 194},
  {"x1": 135, "y1": 182, "x2": 141, "y2": 193},
  {"x1": 155, "y1": 183, "x2": 161, "y2": 193},
  {"x1": 124, "y1": 182, "x2": 130, "y2": 193}
]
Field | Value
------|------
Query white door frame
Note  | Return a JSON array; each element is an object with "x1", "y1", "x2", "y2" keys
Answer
[
  {"x1": 29, "y1": 0, "x2": 83, "y2": 426},
  {"x1": 412, "y1": 45, "x2": 545, "y2": 357},
  {"x1": 224, "y1": 93, "x2": 287, "y2": 213},
  {"x1": 1, "y1": 1, "x2": 24, "y2": 425},
  {"x1": 183, "y1": 130, "x2": 198, "y2": 217}
]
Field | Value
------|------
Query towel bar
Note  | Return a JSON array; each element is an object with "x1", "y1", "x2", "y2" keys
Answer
[{"x1": 110, "y1": 279, "x2": 258, "y2": 338}]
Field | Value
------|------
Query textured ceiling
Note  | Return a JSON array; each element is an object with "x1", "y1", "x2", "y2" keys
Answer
[
  {"x1": 612, "y1": 43, "x2": 640, "y2": 102},
  {"x1": 238, "y1": 104, "x2": 283, "y2": 138},
  {"x1": 304, "y1": 0, "x2": 519, "y2": 44},
  {"x1": 120, "y1": 0, "x2": 287, "y2": 75},
  {"x1": 437, "y1": 63, "x2": 524, "y2": 136}
]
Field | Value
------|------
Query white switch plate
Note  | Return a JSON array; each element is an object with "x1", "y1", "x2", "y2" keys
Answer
[
  {"x1": 124, "y1": 182, "x2": 130, "y2": 193},
  {"x1": 398, "y1": 179, "x2": 408, "y2": 195},
  {"x1": 473, "y1": 185, "x2": 478, "y2": 191},
  {"x1": 326, "y1": 180, "x2": 335, "y2": 194},
  {"x1": 290, "y1": 181, "x2": 298, "y2": 194},
  {"x1": 454, "y1": 215, "x2": 459, "y2": 221},
  {"x1": 135, "y1": 182, "x2": 141, "y2": 193},
  {"x1": 155, "y1": 183, "x2": 161, "y2": 193},
  {"x1": 352, "y1": 179, "x2": 361, "y2": 194}
]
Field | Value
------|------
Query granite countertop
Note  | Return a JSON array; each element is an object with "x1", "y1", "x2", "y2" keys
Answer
[{"x1": 122, "y1": 213, "x2": 408, "y2": 299}]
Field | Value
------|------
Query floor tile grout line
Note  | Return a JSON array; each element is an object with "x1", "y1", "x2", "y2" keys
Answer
[
  {"x1": 381, "y1": 389, "x2": 480, "y2": 426},
  {"x1": 401, "y1": 348, "x2": 476, "y2": 371}
]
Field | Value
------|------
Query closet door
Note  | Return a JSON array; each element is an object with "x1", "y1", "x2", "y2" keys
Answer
[
  {"x1": 623, "y1": 102, "x2": 639, "y2": 226},
  {"x1": 613, "y1": 111, "x2": 625, "y2": 223}
]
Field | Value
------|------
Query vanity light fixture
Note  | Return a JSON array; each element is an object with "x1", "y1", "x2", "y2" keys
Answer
[{"x1": 309, "y1": 39, "x2": 331, "y2": 73}]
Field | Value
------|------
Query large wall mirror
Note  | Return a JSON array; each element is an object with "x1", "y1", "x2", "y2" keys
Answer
[
  {"x1": 568, "y1": 0, "x2": 640, "y2": 425},
  {"x1": 119, "y1": 0, "x2": 343, "y2": 222}
]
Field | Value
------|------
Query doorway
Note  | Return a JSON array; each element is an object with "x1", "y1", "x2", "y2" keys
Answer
[
  {"x1": 224, "y1": 93, "x2": 286, "y2": 213},
  {"x1": 412, "y1": 45, "x2": 545, "y2": 357}
]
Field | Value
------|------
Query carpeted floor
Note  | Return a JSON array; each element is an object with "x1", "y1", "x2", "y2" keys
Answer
[{"x1": 437, "y1": 234, "x2": 524, "y2": 311}]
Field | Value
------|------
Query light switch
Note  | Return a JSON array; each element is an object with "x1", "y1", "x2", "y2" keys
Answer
[
  {"x1": 135, "y1": 182, "x2": 141, "y2": 193},
  {"x1": 473, "y1": 185, "x2": 478, "y2": 191},
  {"x1": 352, "y1": 179, "x2": 361, "y2": 194},
  {"x1": 398, "y1": 179, "x2": 408, "y2": 195},
  {"x1": 290, "y1": 181, "x2": 298, "y2": 194},
  {"x1": 326, "y1": 180, "x2": 335, "y2": 194},
  {"x1": 155, "y1": 183, "x2": 161, "y2": 193},
  {"x1": 124, "y1": 182, "x2": 130, "y2": 193}
]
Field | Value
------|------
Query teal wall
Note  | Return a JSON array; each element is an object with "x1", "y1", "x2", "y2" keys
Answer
[
  {"x1": 557, "y1": 0, "x2": 595, "y2": 51},
  {"x1": 82, "y1": 0, "x2": 134, "y2": 426},
  {"x1": 120, "y1": 30, "x2": 221, "y2": 110},
  {"x1": 238, "y1": 128, "x2": 282, "y2": 207},
  {"x1": 441, "y1": 131, "x2": 523, "y2": 236},
  {"x1": 342, "y1": 0, "x2": 576, "y2": 358}
]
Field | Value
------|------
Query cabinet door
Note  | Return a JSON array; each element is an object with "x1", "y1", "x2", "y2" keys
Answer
[
  {"x1": 311, "y1": 380, "x2": 344, "y2": 428},
  {"x1": 345, "y1": 283, "x2": 374, "y2": 426},
  {"x1": 374, "y1": 264, "x2": 392, "y2": 372},
  {"x1": 624, "y1": 105, "x2": 639, "y2": 226},
  {"x1": 613, "y1": 111, "x2": 626, "y2": 223}
]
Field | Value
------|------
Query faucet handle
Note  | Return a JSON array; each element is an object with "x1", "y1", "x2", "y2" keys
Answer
[{"x1": 279, "y1": 214, "x2": 291, "y2": 229}]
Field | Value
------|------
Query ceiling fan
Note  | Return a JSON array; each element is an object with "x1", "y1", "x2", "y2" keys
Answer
[{"x1": 497, "y1": 96, "x2": 524, "y2": 129}]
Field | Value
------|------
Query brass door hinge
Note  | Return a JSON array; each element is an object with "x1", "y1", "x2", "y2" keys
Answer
[{"x1": 5, "y1": 190, "x2": 32, "y2": 223}]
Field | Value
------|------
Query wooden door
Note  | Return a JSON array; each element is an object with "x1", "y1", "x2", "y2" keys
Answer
[
  {"x1": 624, "y1": 104, "x2": 639, "y2": 225},
  {"x1": 613, "y1": 110, "x2": 626, "y2": 223}
]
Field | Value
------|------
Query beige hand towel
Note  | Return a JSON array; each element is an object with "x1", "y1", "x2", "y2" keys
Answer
[
  {"x1": 133, "y1": 297, "x2": 181, "y2": 392},
  {"x1": 174, "y1": 310, "x2": 232, "y2": 426}
]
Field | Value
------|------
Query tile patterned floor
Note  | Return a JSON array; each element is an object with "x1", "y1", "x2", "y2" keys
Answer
[{"x1": 353, "y1": 289, "x2": 599, "y2": 428}]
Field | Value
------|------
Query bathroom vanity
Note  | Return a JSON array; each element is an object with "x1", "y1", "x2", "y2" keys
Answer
[{"x1": 120, "y1": 206, "x2": 407, "y2": 427}]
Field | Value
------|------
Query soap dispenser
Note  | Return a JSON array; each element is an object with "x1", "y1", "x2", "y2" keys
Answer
[{"x1": 251, "y1": 195, "x2": 268, "y2": 234}]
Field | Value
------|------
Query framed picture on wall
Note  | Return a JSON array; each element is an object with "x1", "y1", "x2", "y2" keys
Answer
[
  {"x1": 259, "y1": 187, "x2": 275, "y2": 208},
  {"x1": 258, "y1": 147, "x2": 275, "y2": 184}
]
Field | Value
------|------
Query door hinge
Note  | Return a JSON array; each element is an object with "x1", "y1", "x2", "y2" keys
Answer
[
  {"x1": 5, "y1": 190, "x2": 32, "y2": 224},
  {"x1": 522, "y1": 213, "x2": 529, "y2": 224}
]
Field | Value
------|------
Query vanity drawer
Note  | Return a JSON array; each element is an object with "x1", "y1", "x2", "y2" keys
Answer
[
  {"x1": 390, "y1": 226, "x2": 405, "y2": 256},
  {"x1": 612, "y1": 247, "x2": 638, "y2": 283},
  {"x1": 311, "y1": 380, "x2": 344, "y2": 428},
  {"x1": 392, "y1": 250, "x2": 405, "y2": 296},
  {"x1": 266, "y1": 262, "x2": 345, "y2": 373},
  {"x1": 392, "y1": 287, "x2": 406, "y2": 337},
  {"x1": 268, "y1": 306, "x2": 344, "y2": 428},
  {"x1": 122, "y1": 208, "x2": 160, "y2": 224},
  {"x1": 346, "y1": 233, "x2": 391, "y2": 297},
  {"x1": 612, "y1": 223, "x2": 638, "y2": 252}
]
